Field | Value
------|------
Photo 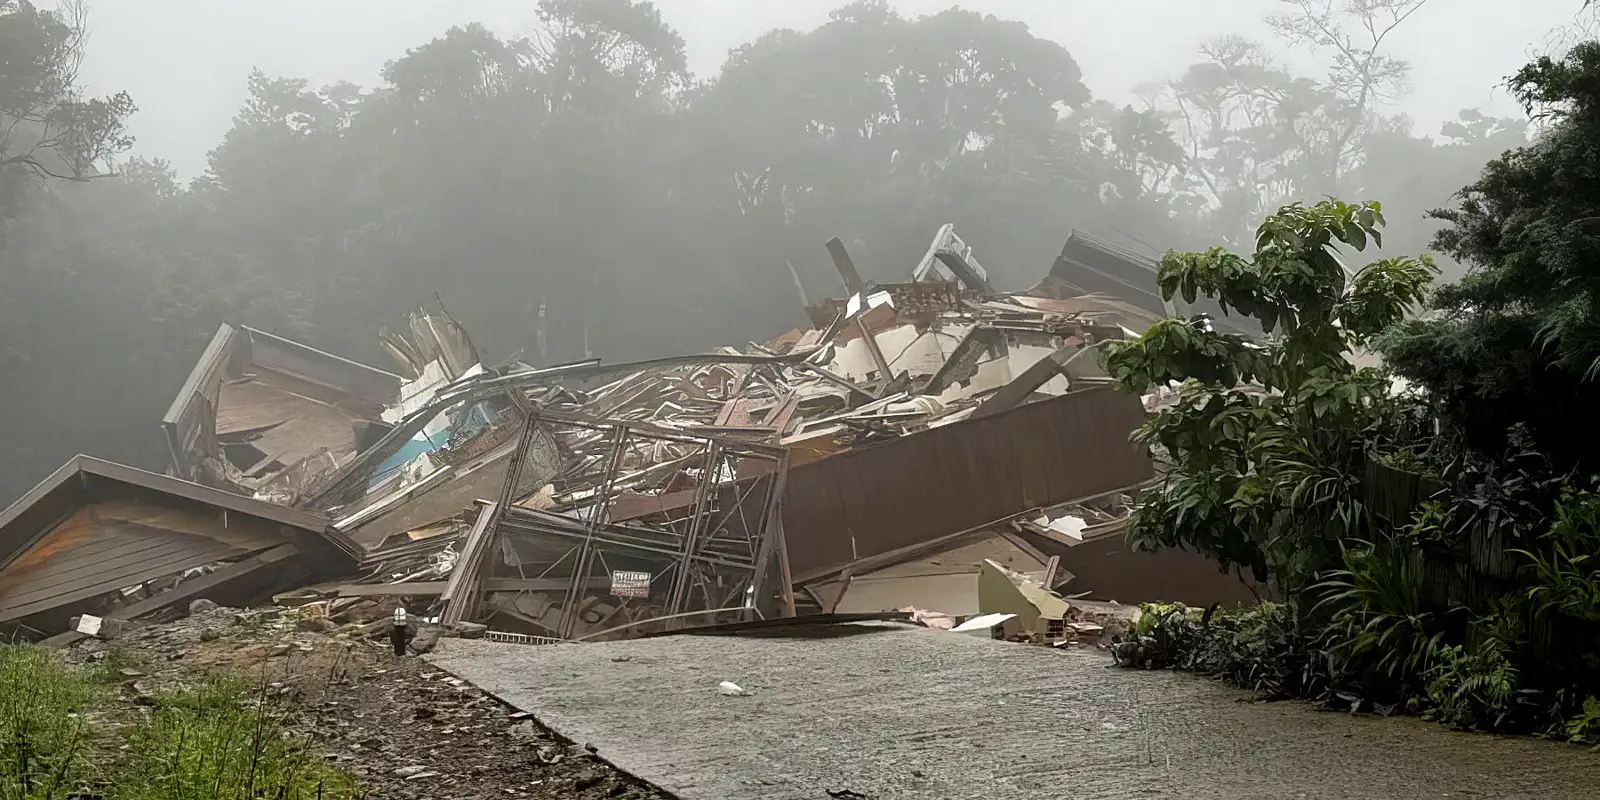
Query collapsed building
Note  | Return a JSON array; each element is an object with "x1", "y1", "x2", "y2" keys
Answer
[{"x1": 0, "y1": 226, "x2": 1259, "y2": 643}]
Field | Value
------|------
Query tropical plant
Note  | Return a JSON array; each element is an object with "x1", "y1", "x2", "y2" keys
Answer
[
  {"x1": 1112, "y1": 602, "x2": 1205, "y2": 669},
  {"x1": 1103, "y1": 198, "x2": 1437, "y2": 591},
  {"x1": 1562, "y1": 696, "x2": 1600, "y2": 748},
  {"x1": 1419, "y1": 596, "x2": 1538, "y2": 730},
  {"x1": 1315, "y1": 537, "x2": 1446, "y2": 690},
  {"x1": 1517, "y1": 488, "x2": 1600, "y2": 621},
  {"x1": 1424, "y1": 642, "x2": 1520, "y2": 730}
]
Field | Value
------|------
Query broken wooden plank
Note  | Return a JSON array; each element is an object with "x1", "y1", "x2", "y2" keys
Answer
[
  {"x1": 825, "y1": 237, "x2": 866, "y2": 296},
  {"x1": 969, "y1": 341, "x2": 1105, "y2": 421},
  {"x1": 294, "y1": 577, "x2": 613, "y2": 599}
]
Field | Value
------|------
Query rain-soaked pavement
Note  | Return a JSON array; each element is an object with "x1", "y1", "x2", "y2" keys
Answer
[{"x1": 428, "y1": 622, "x2": 1600, "y2": 799}]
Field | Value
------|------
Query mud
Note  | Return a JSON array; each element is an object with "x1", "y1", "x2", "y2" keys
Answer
[{"x1": 429, "y1": 621, "x2": 1600, "y2": 800}]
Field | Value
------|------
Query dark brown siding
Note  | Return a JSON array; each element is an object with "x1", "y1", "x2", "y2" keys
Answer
[
  {"x1": 782, "y1": 387, "x2": 1154, "y2": 575},
  {"x1": 1052, "y1": 534, "x2": 1263, "y2": 607},
  {"x1": 0, "y1": 502, "x2": 285, "y2": 622}
]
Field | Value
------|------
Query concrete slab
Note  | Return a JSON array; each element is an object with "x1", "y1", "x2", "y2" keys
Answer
[{"x1": 428, "y1": 622, "x2": 1600, "y2": 800}]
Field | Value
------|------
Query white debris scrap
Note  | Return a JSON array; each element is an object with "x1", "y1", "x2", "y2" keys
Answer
[{"x1": 717, "y1": 681, "x2": 752, "y2": 697}]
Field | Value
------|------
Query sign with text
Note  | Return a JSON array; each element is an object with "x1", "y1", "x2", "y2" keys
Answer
[{"x1": 610, "y1": 570, "x2": 651, "y2": 598}]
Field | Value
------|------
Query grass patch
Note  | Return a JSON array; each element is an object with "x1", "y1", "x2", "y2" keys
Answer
[
  {"x1": 0, "y1": 646, "x2": 358, "y2": 799},
  {"x1": 113, "y1": 675, "x2": 357, "y2": 800},
  {"x1": 0, "y1": 645, "x2": 102, "y2": 800}
]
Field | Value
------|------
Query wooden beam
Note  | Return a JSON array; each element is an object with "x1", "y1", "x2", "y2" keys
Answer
[
  {"x1": 303, "y1": 577, "x2": 611, "y2": 599},
  {"x1": 1042, "y1": 555, "x2": 1062, "y2": 589},
  {"x1": 822, "y1": 570, "x2": 853, "y2": 614},
  {"x1": 824, "y1": 237, "x2": 865, "y2": 296},
  {"x1": 41, "y1": 543, "x2": 301, "y2": 649}
]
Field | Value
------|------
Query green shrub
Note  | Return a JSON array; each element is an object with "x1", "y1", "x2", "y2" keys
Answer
[
  {"x1": 1518, "y1": 489, "x2": 1600, "y2": 622},
  {"x1": 1562, "y1": 697, "x2": 1600, "y2": 749}
]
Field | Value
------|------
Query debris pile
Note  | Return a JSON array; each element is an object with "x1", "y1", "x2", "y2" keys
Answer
[{"x1": 1, "y1": 224, "x2": 1262, "y2": 646}]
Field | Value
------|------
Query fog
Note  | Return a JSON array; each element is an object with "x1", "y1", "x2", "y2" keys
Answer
[
  {"x1": 77, "y1": 0, "x2": 1572, "y2": 177},
  {"x1": 0, "y1": 0, "x2": 1589, "y2": 502}
]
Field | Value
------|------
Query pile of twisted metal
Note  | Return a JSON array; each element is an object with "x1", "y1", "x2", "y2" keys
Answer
[{"x1": 0, "y1": 226, "x2": 1260, "y2": 644}]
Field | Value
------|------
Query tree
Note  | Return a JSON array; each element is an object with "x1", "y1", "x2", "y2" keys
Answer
[
  {"x1": 1266, "y1": 0, "x2": 1431, "y2": 191},
  {"x1": 685, "y1": 1, "x2": 1102, "y2": 292},
  {"x1": 1381, "y1": 41, "x2": 1600, "y2": 469},
  {"x1": 1144, "y1": 1, "x2": 1429, "y2": 245},
  {"x1": 0, "y1": 0, "x2": 145, "y2": 500},
  {"x1": 0, "y1": 0, "x2": 133, "y2": 224},
  {"x1": 1103, "y1": 199, "x2": 1436, "y2": 589},
  {"x1": 1155, "y1": 37, "x2": 1343, "y2": 241},
  {"x1": 1349, "y1": 109, "x2": 1528, "y2": 282}
]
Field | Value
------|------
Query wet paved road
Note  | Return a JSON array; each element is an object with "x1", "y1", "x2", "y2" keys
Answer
[{"x1": 429, "y1": 623, "x2": 1600, "y2": 799}]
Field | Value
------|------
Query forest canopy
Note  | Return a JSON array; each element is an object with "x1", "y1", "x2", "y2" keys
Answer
[{"x1": 0, "y1": 0, "x2": 1531, "y2": 502}]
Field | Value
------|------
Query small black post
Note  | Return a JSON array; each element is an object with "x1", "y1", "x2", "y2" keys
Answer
[{"x1": 391, "y1": 606, "x2": 408, "y2": 657}]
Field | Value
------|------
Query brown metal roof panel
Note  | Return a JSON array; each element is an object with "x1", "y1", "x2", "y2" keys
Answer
[
  {"x1": 0, "y1": 545, "x2": 254, "y2": 623},
  {"x1": 161, "y1": 324, "x2": 238, "y2": 428},
  {"x1": 2, "y1": 457, "x2": 359, "y2": 565},
  {"x1": 781, "y1": 387, "x2": 1153, "y2": 577},
  {"x1": 0, "y1": 455, "x2": 90, "y2": 569},
  {"x1": 0, "y1": 510, "x2": 267, "y2": 623},
  {"x1": 74, "y1": 458, "x2": 337, "y2": 534},
  {"x1": 1, "y1": 537, "x2": 243, "y2": 610}
]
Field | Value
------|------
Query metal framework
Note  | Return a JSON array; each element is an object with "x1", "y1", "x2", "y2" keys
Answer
[{"x1": 447, "y1": 409, "x2": 791, "y2": 640}]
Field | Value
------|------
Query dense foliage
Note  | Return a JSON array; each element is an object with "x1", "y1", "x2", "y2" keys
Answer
[
  {"x1": 1103, "y1": 199, "x2": 1435, "y2": 591},
  {"x1": 0, "y1": 0, "x2": 1532, "y2": 502},
  {"x1": 1106, "y1": 39, "x2": 1600, "y2": 745},
  {"x1": 1382, "y1": 41, "x2": 1600, "y2": 468}
]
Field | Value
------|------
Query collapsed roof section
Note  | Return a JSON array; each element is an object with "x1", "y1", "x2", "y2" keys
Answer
[
  {"x1": 161, "y1": 324, "x2": 404, "y2": 499},
  {"x1": 1031, "y1": 230, "x2": 1259, "y2": 338},
  {"x1": 0, "y1": 456, "x2": 357, "y2": 637}
]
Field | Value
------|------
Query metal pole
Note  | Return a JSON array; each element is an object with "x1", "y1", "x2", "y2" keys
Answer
[{"x1": 558, "y1": 424, "x2": 630, "y2": 639}]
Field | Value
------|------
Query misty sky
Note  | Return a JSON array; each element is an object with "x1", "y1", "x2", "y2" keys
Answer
[{"x1": 68, "y1": 0, "x2": 1586, "y2": 177}]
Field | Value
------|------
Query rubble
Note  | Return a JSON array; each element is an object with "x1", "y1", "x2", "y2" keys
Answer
[
  {"x1": 59, "y1": 603, "x2": 666, "y2": 799},
  {"x1": 1, "y1": 223, "x2": 1259, "y2": 648}
]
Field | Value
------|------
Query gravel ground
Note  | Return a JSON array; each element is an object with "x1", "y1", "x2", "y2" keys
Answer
[
  {"x1": 66, "y1": 604, "x2": 668, "y2": 800},
  {"x1": 429, "y1": 622, "x2": 1600, "y2": 800}
]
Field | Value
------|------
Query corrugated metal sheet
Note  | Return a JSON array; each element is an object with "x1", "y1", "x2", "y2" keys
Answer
[{"x1": 781, "y1": 387, "x2": 1153, "y2": 576}]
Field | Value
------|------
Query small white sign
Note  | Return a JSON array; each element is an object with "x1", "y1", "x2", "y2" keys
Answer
[
  {"x1": 75, "y1": 615, "x2": 103, "y2": 636},
  {"x1": 611, "y1": 571, "x2": 651, "y2": 598}
]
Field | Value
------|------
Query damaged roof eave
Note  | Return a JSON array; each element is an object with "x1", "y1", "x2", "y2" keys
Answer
[
  {"x1": 0, "y1": 455, "x2": 360, "y2": 569},
  {"x1": 161, "y1": 323, "x2": 237, "y2": 430}
]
